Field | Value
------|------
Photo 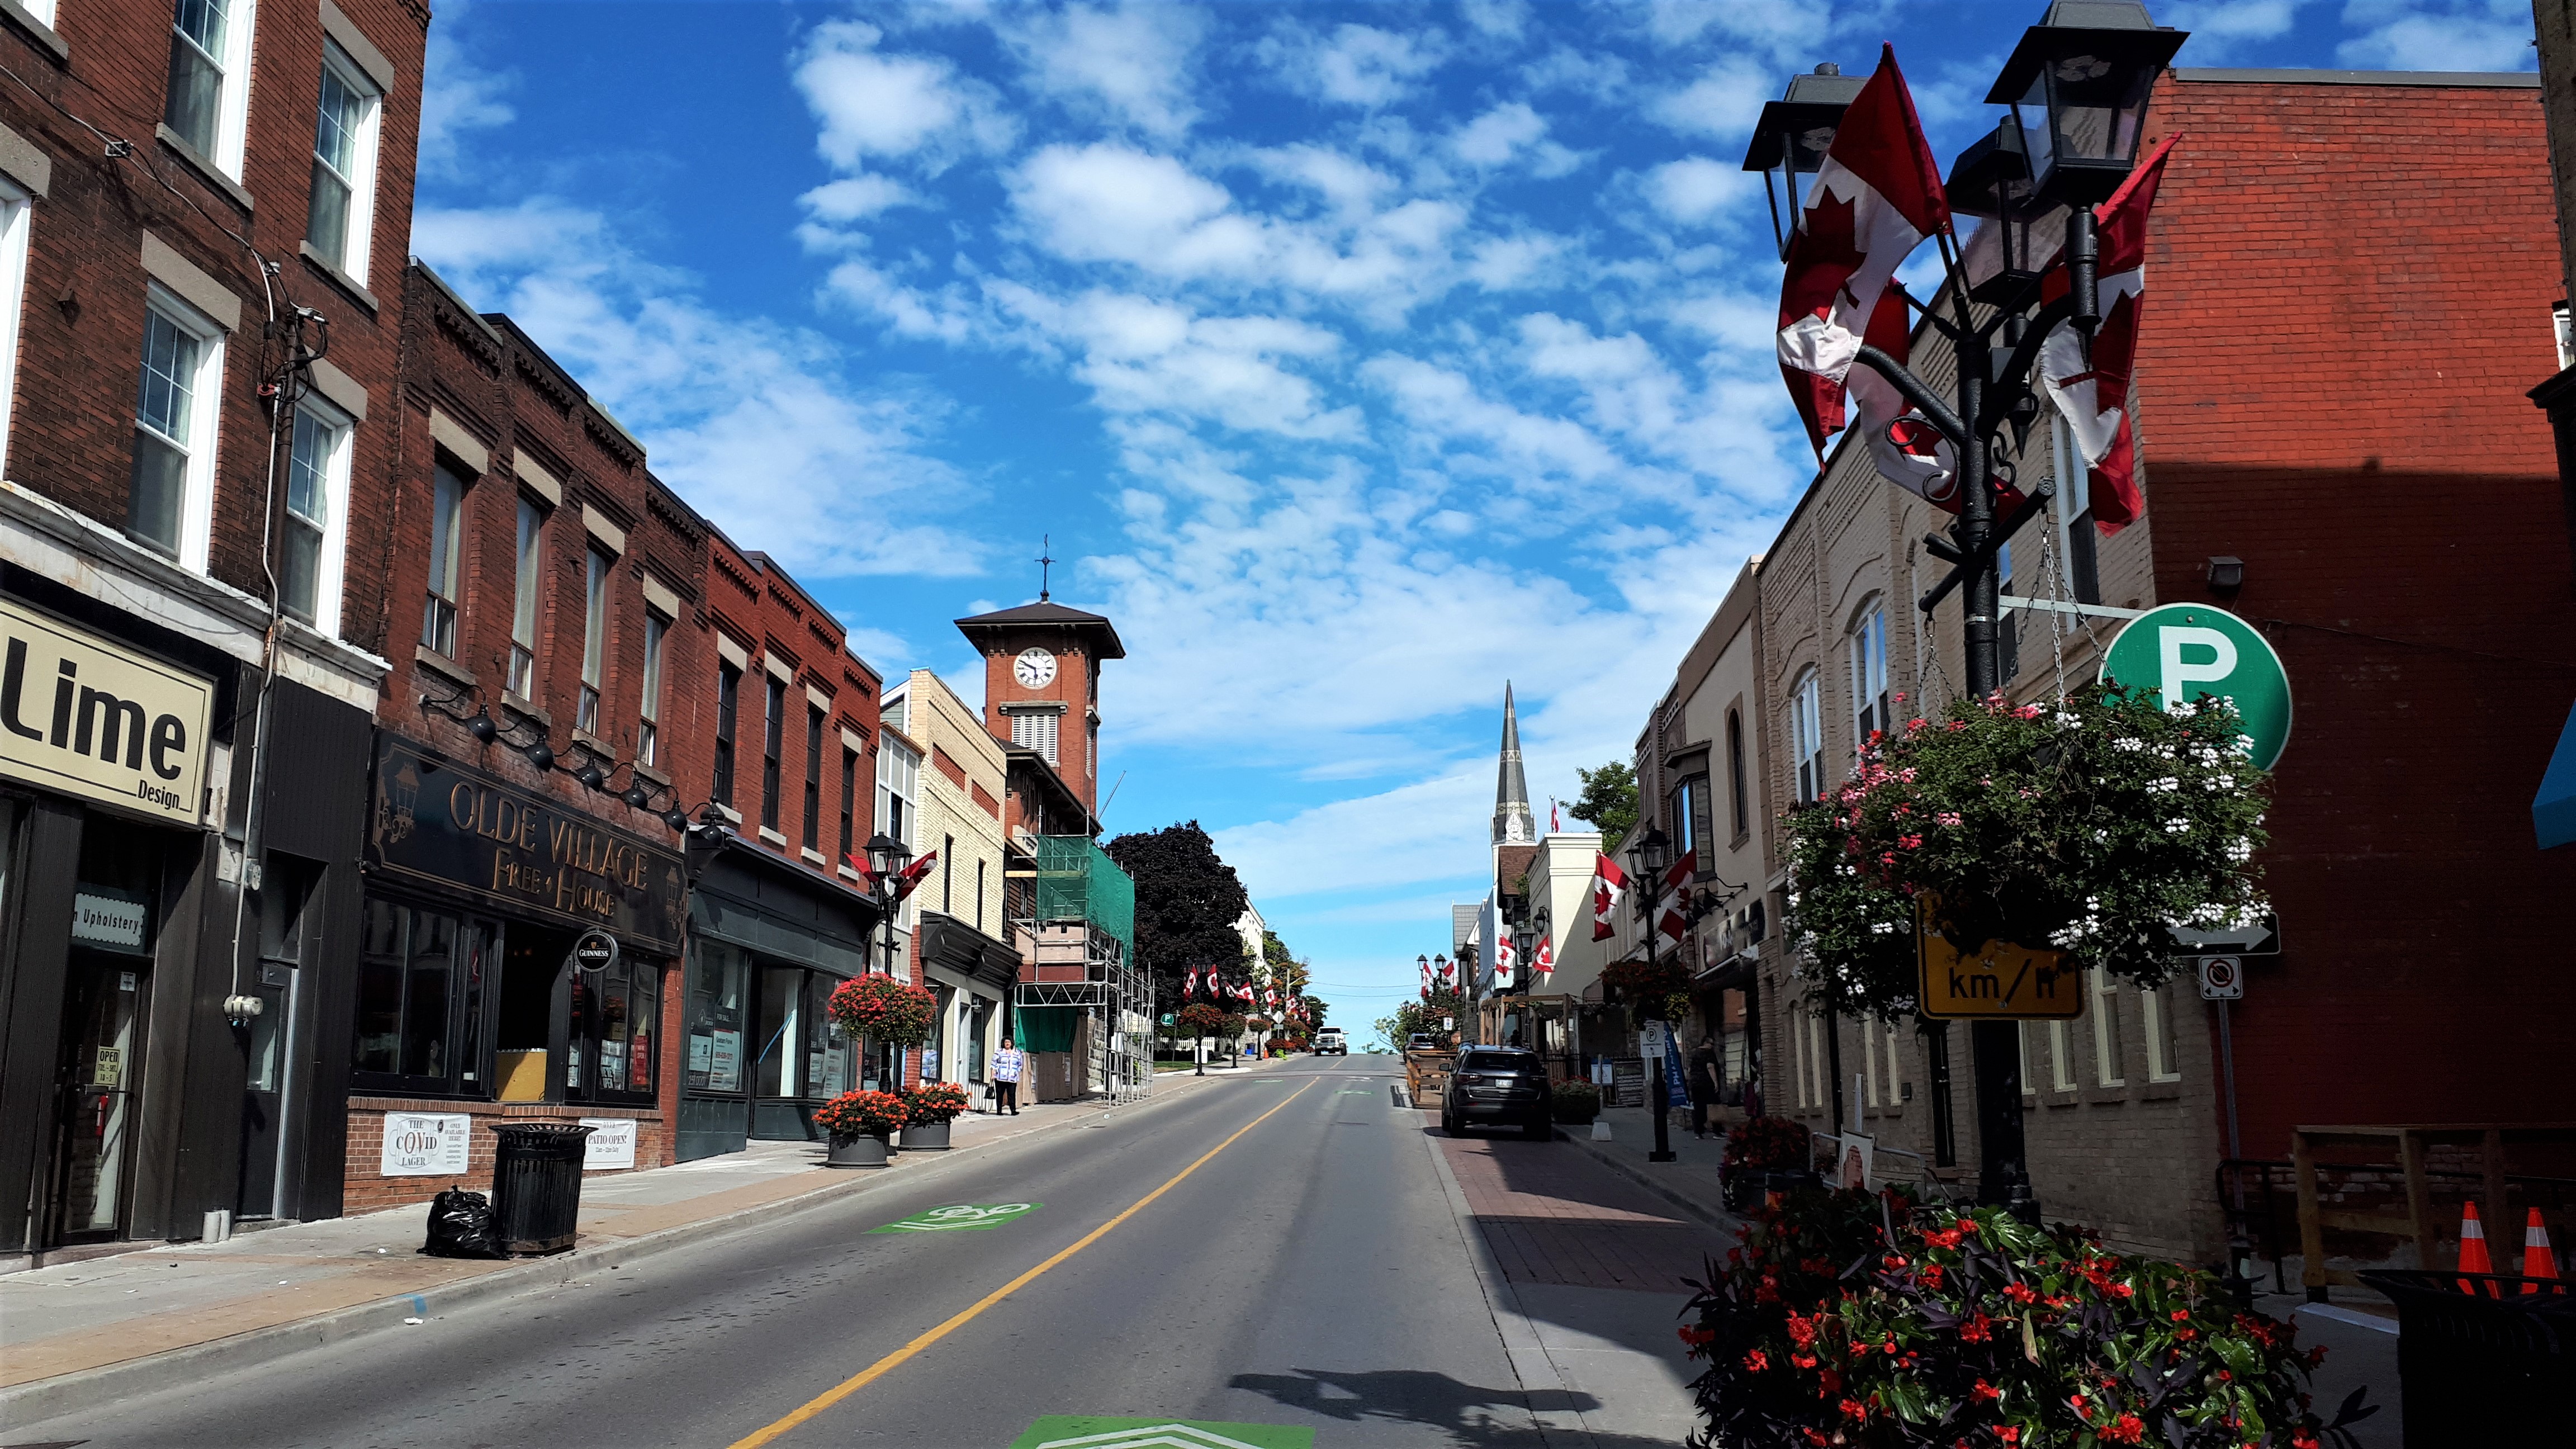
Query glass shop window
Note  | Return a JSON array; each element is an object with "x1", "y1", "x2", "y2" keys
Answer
[
  {"x1": 352, "y1": 899, "x2": 493, "y2": 1097},
  {"x1": 686, "y1": 940, "x2": 750, "y2": 1095}
]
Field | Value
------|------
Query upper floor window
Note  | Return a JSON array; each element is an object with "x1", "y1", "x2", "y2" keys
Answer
[
  {"x1": 1787, "y1": 669, "x2": 1824, "y2": 804},
  {"x1": 577, "y1": 547, "x2": 608, "y2": 735},
  {"x1": 760, "y1": 674, "x2": 785, "y2": 831},
  {"x1": 877, "y1": 735, "x2": 920, "y2": 851},
  {"x1": 165, "y1": 0, "x2": 254, "y2": 177},
  {"x1": 636, "y1": 611, "x2": 667, "y2": 769},
  {"x1": 1849, "y1": 600, "x2": 1889, "y2": 746},
  {"x1": 0, "y1": 179, "x2": 29, "y2": 475},
  {"x1": 1725, "y1": 708, "x2": 1749, "y2": 841},
  {"x1": 281, "y1": 401, "x2": 352, "y2": 634},
  {"x1": 802, "y1": 703, "x2": 823, "y2": 852},
  {"x1": 1008, "y1": 707, "x2": 1059, "y2": 766},
  {"x1": 419, "y1": 462, "x2": 465, "y2": 656},
  {"x1": 130, "y1": 292, "x2": 224, "y2": 567},
  {"x1": 508, "y1": 498, "x2": 542, "y2": 696},
  {"x1": 839, "y1": 741, "x2": 858, "y2": 864},
  {"x1": 1673, "y1": 774, "x2": 1711, "y2": 866},
  {"x1": 306, "y1": 42, "x2": 382, "y2": 283},
  {"x1": 712, "y1": 661, "x2": 741, "y2": 807}
]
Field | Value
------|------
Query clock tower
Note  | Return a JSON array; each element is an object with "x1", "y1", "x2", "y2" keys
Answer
[{"x1": 954, "y1": 599, "x2": 1125, "y2": 814}]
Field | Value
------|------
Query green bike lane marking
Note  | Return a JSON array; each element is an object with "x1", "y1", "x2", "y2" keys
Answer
[
  {"x1": 1010, "y1": 1417, "x2": 1313, "y2": 1448},
  {"x1": 869, "y1": 1202, "x2": 1043, "y2": 1234}
]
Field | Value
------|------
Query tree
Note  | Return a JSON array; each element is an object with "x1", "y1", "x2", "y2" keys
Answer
[
  {"x1": 1570, "y1": 761, "x2": 1639, "y2": 844},
  {"x1": 1174, "y1": 1002, "x2": 1234, "y2": 1060},
  {"x1": 1386, "y1": 986, "x2": 1467, "y2": 1048},
  {"x1": 1106, "y1": 821, "x2": 1252, "y2": 1007}
]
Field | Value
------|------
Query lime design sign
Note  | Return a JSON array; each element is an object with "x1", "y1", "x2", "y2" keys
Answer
[
  {"x1": 868, "y1": 1202, "x2": 1041, "y2": 1234},
  {"x1": 1007, "y1": 1418, "x2": 1313, "y2": 1449},
  {"x1": 2099, "y1": 604, "x2": 2292, "y2": 770}
]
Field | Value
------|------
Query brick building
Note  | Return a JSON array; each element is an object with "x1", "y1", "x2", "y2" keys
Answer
[
  {"x1": 674, "y1": 531, "x2": 884, "y2": 1159},
  {"x1": 0, "y1": 0, "x2": 425, "y2": 1258},
  {"x1": 1736, "y1": 67, "x2": 2575, "y2": 1268}
]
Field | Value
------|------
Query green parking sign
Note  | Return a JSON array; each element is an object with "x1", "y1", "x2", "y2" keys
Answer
[{"x1": 2099, "y1": 604, "x2": 2292, "y2": 769}]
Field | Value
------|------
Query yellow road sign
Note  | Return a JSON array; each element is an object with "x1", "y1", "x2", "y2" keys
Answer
[{"x1": 1916, "y1": 898, "x2": 2081, "y2": 1020}]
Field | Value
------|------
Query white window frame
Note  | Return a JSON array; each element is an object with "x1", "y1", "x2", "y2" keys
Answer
[
  {"x1": 1885, "y1": 1020, "x2": 1901, "y2": 1106},
  {"x1": 2142, "y1": 982, "x2": 2182, "y2": 1082},
  {"x1": 2048, "y1": 1018, "x2": 2076, "y2": 1093},
  {"x1": 308, "y1": 39, "x2": 382, "y2": 284},
  {"x1": 18, "y1": 0, "x2": 53, "y2": 26},
  {"x1": 1860, "y1": 1017, "x2": 1878, "y2": 1107},
  {"x1": 1787, "y1": 668, "x2": 1824, "y2": 803},
  {"x1": 875, "y1": 735, "x2": 920, "y2": 851},
  {"x1": 1848, "y1": 600, "x2": 1888, "y2": 746},
  {"x1": 2091, "y1": 967, "x2": 2126, "y2": 1087},
  {"x1": 280, "y1": 394, "x2": 352, "y2": 636},
  {"x1": 168, "y1": 0, "x2": 259, "y2": 179},
  {"x1": 136, "y1": 285, "x2": 225, "y2": 572},
  {"x1": 508, "y1": 496, "x2": 543, "y2": 696},
  {"x1": 577, "y1": 545, "x2": 609, "y2": 735},
  {"x1": 1006, "y1": 706, "x2": 1060, "y2": 766},
  {"x1": 0, "y1": 178, "x2": 29, "y2": 473},
  {"x1": 420, "y1": 461, "x2": 465, "y2": 656},
  {"x1": 2019, "y1": 1022, "x2": 2035, "y2": 1098},
  {"x1": 637, "y1": 609, "x2": 667, "y2": 768}
]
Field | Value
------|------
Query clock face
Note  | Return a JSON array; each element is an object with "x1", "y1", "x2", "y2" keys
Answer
[{"x1": 1013, "y1": 648, "x2": 1058, "y2": 689}]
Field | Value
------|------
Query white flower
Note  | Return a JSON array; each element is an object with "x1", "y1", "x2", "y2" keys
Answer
[
  {"x1": 2224, "y1": 837, "x2": 2253, "y2": 863},
  {"x1": 2172, "y1": 700, "x2": 2198, "y2": 718},
  {"x1": 2093, "y1": 829, "x2": 2110, "y2": 843},
  {"x1": 2113, "y1": 737, "x2": 2146, "y2": 752},
  {"x1": 1869, "y1": 922, "x2": 1897, "y2": 935},
  {"x1": 2165, "y1": 818, "x2": 2191, "y2": 834},
  {"x1": 2054, "y1": 712, "x2": 2082, "y2": 730}
]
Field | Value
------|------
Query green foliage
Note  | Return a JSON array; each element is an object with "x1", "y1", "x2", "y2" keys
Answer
[
  {"x1": 1551, "y1": 1081, "x2": 1601, "y2": 1124},
  {"x1": 1105, "y1": 822, "x2": 1252, "y2": 1006},
  {"x1": 1680, "y1": 1188, "x2": 2369, "y2": 1448},
  {"x1": 1783, "y1": 685, "x2": 2271, "y2": 1019},
  {"x1": 1174, "y1": 1002, "x2": 1234, "y2": 1038},
  {"x1": 1389, "y1": 985, "x2": 1467, "y2": 1044},
  {"x1": 1570, "y1": 760, "x2": 1640, "y2": 844}
]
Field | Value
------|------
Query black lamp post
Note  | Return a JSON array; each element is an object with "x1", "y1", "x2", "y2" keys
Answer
[
  {"x1": 1627, "y1": 823, "x2": 1678, "y2": 1164},
  {"x1": 860, "y1": 831, "x2": 913, "y2": 1092},
  {"x1": 1744, "y1": 0, "x2": 2185, "y2": 1219}
]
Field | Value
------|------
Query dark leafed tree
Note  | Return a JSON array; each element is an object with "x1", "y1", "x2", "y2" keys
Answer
[
  {"x1": 1105, "y1": 820, "x2": 1252, "y2": 1008},
  {"x1": 1570, "y1": 761, "x2": 1640, "y2": 845}
]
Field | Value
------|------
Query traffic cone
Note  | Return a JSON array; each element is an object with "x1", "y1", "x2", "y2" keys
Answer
[
  {"x1": 2521, "y1": 1209, "x2": 2560, "y2": 1294},
  {"x1": 2455, "y1": 1201, "x2": 2493, "y2": 1291}
]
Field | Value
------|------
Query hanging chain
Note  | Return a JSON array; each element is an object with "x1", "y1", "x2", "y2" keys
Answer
[{"x1": 2036, "y1": 492, "x2": 2072, "y2": 705}]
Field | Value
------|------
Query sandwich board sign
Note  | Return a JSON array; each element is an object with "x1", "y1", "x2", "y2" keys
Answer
[{"x1": 2099, "y1": 604, "x2": 2292, "y2": 770}]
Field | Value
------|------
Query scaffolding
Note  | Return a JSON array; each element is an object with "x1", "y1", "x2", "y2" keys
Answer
[{"x1": 1013, "y1": 837, "x2": 1149, "y2": 1101}]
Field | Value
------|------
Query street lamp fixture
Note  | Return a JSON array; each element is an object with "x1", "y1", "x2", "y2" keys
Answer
[
  {"x1": 1989, "y1": 1, "x2": 2186, "y2": 211},
  {"x1": 1946, "y1": 121, "x2": 2043, "y2": 306},
  {"x1": 1742, "y1": 63, "x2": 1868, "y2": 261},
  {"x1": 1624, "y1": 822, "x2": 1679, "y2": 1164}
]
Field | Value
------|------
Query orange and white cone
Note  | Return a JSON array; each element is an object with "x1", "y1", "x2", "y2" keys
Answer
[
  {"x1": 2521, "y1": 1209, "x2": 2560, "y2": 1294},
  {"x1": 2456, "y1": 1201, "x2": 2493, "y2": 1290}
]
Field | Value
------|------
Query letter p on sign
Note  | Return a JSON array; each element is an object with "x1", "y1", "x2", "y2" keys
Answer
[{"x1": 2100, "y1": 605, "x2": 2293, "y2": 771}]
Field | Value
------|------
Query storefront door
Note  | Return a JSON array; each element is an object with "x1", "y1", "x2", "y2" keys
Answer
[
  {"x1": 236, "y1": 968, "x2": 288, "y2": 1216},
  {"x1": 47, "y1": 949, "x2": 148, "y2": 1244}
]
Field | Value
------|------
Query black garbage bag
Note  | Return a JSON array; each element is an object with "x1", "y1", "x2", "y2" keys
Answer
[{"x1": 422, "y1": 1188, "x2": 508, "y2": 1258}]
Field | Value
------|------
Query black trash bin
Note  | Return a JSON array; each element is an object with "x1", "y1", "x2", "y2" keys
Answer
[
  {"x1": 2358, "y1": 1268, "x2": 2573, "y2": 1446},
  {"x1": 489, "y1": 1123, "x2": 595, "y2": 1254}
]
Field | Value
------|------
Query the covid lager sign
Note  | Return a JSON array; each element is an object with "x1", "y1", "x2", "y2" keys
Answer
[{"x1": 2099, "y1": 604, "x2": 2292, "y2": 769}]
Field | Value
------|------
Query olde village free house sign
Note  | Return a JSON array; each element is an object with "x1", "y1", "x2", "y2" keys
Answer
[
  {"x1": 0, "y1": 596, "x2": 212, "y2": 824},
  {"x1": 367, "y1": 735, "x2": 685, "y2": 954}
]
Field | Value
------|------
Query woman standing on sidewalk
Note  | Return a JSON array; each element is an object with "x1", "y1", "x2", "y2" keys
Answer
[{"x1": 990, "y1": 1038, "x2": 1024, "y2": 1115}]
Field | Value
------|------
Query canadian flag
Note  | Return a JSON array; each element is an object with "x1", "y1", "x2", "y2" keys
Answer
[
  {"x1": 891, "y1": 850, "x2": 937, "y2": 903},
  {"x1": 1776, "y1": 44, "x2": 1948, "y2": 459},
  {"x1": 1592, "y1": 853, "x2": 1629, "y2": 942},
  {"x1": 1550, "y1": 799, "x2": 1562, "y2": 833},
  {"x1": 1493, "y1": 934, "x2": 1517, "y2": 987},
  {"x1": 1533, "y1": 934, "x2": 1555, "y2": 986},
  {"x1": 1184, "y1": 968, "x2": 1199, "y2": 999},
  {"x1": 1656, "y1": 849, "x2": 1698, "y2": 944},
  {"x1": 1419, "y1": 960, "x2": 1432, "y2": 999},
  {"x1": 2039, "y1": 132, "x2": 2180, "y2": 537}
]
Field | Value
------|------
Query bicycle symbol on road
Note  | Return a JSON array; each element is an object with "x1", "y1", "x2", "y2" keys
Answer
[{"x1": 868, "y1": 1202, "x2": 1043, "y2": 1234}]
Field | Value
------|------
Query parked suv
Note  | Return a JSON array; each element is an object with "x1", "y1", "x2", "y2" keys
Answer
[
  {"x1": 1313, "y1": 1028, "x2": 1347, "y2": 1055},
  {"x1": 1440, "y1": 1046, "x2": 1553, "y2": 1140}
]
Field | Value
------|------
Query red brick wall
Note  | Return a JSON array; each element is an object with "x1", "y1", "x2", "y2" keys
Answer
[
  {"x1": 2140, "y1": 75, "x2": 2576, "y2": 1157},
  {"x1": 0, "y1": 0, "x2": 425, "y2": 640},
  {"x1": 341, "y1": 1097, "x2": 666, "y2": 1215},
  {"x1": 977, "y1": 632, "x2": 1105, "y2": 812}
]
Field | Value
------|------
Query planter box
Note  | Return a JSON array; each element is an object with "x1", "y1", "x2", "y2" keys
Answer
[
  {"x1": 827, "y1": 1133, "x2": 892, "y2": 1168},
  {"x1": 901, "y1": 1119, "x2": 954, "y2": 1150}
]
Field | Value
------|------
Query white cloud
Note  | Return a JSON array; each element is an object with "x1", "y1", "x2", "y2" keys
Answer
[
  {"x1": 1653, "y1": 55, "x2": 1777, "y2": 142},
  {"x1": 1460, "y1": 0, "x2": 1529, "y2": 40},
  {"x1": 2161, "y1": 0, "x2": 2307, "y2": 61},
  {"x1": 799, "y1": 174, "x2": 921, "y2": 225},
  {"x1": 1465, "y1": 231, "x2": 1570, "y2": 290},
  {"x1": 1000, "y1": 1, "x2": 1208, "y2": 138},
  {"x1": 793, "y1": 20, "x2": 1016, "y2": 171},
  {"x1": 1645, "y1": 156, "x2": 1758, "y2": 224},
  {"x1": 2336, "y1": 0, "x2": 2536, "y2": 70},
  {"x1": 996, "y1": 286, "x2": 1361, "y2": 439},
  {"x1": 1268, "y1": 22, "x2": 1447, "y2": 107},
  {"x1": 417, "y1": 4, "x2": 514, "y2": 182}
]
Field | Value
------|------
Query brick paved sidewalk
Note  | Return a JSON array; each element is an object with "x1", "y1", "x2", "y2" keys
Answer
[{"x1": 1436, "y1": 1124, "x2": 1726, "y2": 1295}]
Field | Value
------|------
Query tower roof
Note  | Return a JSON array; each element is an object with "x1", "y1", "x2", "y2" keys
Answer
[
  {"x1": 953, "y1": 600, "x2": 1126, "y2": 659},
  {"x1": 1492, "y1": 683, "x2": 1535, "y2": 846}
]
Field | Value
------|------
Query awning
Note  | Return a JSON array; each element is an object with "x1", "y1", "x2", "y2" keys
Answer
[{"x1": 2536, "y1": 697, "x2": 2576, "y2": 850}]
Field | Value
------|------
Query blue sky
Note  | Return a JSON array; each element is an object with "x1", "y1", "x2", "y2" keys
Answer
[{"x1": 415, "y1": 0, "x2": 2537, "y2": 1038}]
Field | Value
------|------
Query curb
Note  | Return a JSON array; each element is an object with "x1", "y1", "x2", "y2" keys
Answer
[
  {"x1": 0, "y1": 1085, "x2": 1209, "y2": 1431},
  {"x1": 1560, "y1": 1130, "x2": 1742, "y2": 1236},
  {"x1": 1422, "y1": 1117, "x2": 1598, "y2": 1449}
]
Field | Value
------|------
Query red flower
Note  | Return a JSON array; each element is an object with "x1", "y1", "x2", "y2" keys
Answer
[
  {"x1": 2105, "y1": 1414, "x2": 2147, "y2": 1445},
  {"x1": 1971, "y1": 1379, "x2": 2002, "y2": 1403},
  {"x1": 1677, "y1": 1324, "x2": 1714, "y2": 1349},
  {"x1": 1999, "y1": 1431, "x2": 2019, "y2": 1446},
  {"x1": 1743, "y1": 1349, "x2": 1769, "y2": 1372},
  {"x1": 2003, "y1": 1281, "x2": 2038, "y2": 1304},
  {"x1": 1840, "y1": 1398, "x2": 1868, "y2": 1422},
  {"x1": 2171, "y1": 1309, "x2": 2193, "y2": 1322}
]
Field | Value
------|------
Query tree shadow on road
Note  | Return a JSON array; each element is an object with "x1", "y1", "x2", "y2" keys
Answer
[{"x1": 1227, "y1": 1368, "x2": 1686, "y2": 1448}]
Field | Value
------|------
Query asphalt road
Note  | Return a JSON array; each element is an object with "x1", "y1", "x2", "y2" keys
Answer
[{"x1": 12, "y1": 1055, "x2": 1590, "y2": 1449}]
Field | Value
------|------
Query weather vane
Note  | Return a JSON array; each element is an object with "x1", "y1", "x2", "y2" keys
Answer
[{"x1": 1037, "y1": 534, "x2": 1054, "y2": 602}]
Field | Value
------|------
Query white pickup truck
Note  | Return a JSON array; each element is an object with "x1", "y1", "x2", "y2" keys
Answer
[{"x1": 1311, "y1": 1027, "x2": 1348, "y2": 1056}]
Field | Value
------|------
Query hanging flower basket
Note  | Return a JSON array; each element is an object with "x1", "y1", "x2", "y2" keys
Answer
[
  {"x1": 1601, "y1": 957, "x2": 1690, "y2": 1007},
  {"x1": 826, "y1": 974, "x2": 938, "y2": 1045},
  {"x1": 1783, "y1": 684, "x2": 2271, "y2": 1019}
]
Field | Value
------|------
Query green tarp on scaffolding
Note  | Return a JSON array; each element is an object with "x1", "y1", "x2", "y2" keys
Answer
[
  {"x1": 1031, "y1": 836, "x2": 1135, "y2": 954},
  {"x1": 1014, "y1": 1006, "x2": 1083, "y2": 1052}
]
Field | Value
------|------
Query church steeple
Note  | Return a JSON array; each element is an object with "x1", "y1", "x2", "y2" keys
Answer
[{"x1": 1492, "y1": 683, "x2": 1536, "y2": 846}]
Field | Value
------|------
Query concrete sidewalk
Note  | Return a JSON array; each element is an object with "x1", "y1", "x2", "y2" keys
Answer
[
  {"x1": 0, "y1": 1078, "x2": 1231, "y2": 1423},
  {"x1": 1562, "y1": 1105, "x2": 1741, "y2": 1236}
]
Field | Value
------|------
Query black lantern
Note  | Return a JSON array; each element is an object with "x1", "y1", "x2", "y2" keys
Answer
[
  {"x1": 1988, "y1": 1, "x2": 2186, "y2": 209},
  {"x1": 863, "y1": 830, "x2": 912, "y2": 883},
  {"x1": 1741, "y1": 63, "x2": 1865, "y2": 261},
  {"x1": 1631, "y1": 822, "x2": 1670, "y2": 877},
  {"x1": 1947, "y1": 121, "x2": 2043, "y2": 306}
]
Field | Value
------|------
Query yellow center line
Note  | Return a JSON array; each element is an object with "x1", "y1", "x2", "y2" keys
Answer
[{"x1": 722, "y1": 1077, "x2": 1319, "y2": 1449}]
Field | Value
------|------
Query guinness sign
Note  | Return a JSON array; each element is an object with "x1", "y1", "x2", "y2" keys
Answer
[{"x1": 367, "y1": 735, "x2": 685, "y2": 953}]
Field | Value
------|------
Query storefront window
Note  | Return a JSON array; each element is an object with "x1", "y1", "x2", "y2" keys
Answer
[
  {"x1": 806, "y1": 973, "x2": 853, "y2": 1096},
  {"x1": 688, "y1": 940, "x2": 750, "y2": 1094},
  {"x1": 577, "y1": 958, "x2": 659, "y2": 1101},
  {"x1": 756, "y1": 964, "x2": 802, "y2": 1097},
  {"x1": 353, "y1": 899, "x2": 491, "y2": 1096}
]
